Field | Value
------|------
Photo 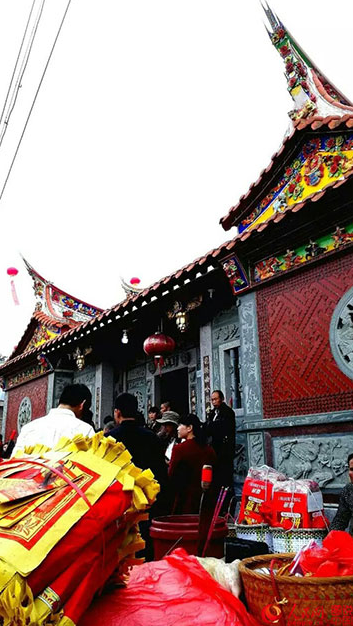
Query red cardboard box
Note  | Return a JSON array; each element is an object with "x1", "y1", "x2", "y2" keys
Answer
[
  {"x1": 238, "y1": 477, "x2": 274, "y2": 525},
  {"x1": 272, "y1": 488, "x2": 324, "y2": 529}
]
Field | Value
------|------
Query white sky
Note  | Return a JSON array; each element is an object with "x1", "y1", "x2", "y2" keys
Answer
[{"x1": 0, "y1": 0, "x2": 352, "y2": 356}]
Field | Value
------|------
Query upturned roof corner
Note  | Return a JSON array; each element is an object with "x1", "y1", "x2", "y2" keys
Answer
[{"x1": 262, "y1": 1, "x2": 353, "y2": 123}]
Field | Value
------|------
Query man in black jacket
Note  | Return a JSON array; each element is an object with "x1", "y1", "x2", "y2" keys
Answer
[
  {"x1": 205, "y1": 390, "x2": 236, "y2": 505},
  {"x1": 107, "y1": 393, "x2": 168, "y2": 559},
  {"x1": 108, "y1": 393, "x2": 167, "y2": 492}
]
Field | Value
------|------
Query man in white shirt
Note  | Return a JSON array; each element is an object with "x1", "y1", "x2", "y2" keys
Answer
[{"x1": 12, "y1": 383, "x2": 95, "y2": 455}]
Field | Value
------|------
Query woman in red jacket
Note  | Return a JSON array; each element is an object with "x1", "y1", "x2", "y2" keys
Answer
[{"x1": 168, "y1": 414, "x2": 216, "y2": 514}]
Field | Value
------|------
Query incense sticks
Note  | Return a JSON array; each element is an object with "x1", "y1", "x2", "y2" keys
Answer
[{"x1": 201, "y1": 486, "x2": 228, "y2": 557}]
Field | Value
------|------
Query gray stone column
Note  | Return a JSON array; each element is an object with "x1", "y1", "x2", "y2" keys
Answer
[
  {"x1": 200, "y1": 322, "x2": 213, "y2": 420},
  {"x1": 2, "y1": 391, "x2": 8, "y2": 439},
  {"x1": 238, "y1": 292, "x2": 263, "y2": 422},
  {"x1": 46, "y1": 372, "x2": 55, "y2": 413},
  {"x1": 96, "y1": 363, "x2": 114, "y2": 428}
]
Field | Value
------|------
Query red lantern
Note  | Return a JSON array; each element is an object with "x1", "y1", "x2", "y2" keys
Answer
[
  {"x1": 7, "y1": 267, "x2": 18, "y2": 277},
  {"x1": 6, "y1": 266, "x2": 19, "y2": 305},
  {"x1": 143, "y1": 332, "x2": 175, "y2": 374},
  {"x1": 130, "y1": 277, "x2": 140, "y2": 286}
]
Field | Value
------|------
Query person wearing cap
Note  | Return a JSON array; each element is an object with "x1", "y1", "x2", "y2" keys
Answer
[{"x1": 156, "y1": 411, "x2": 180, "y2": 463}]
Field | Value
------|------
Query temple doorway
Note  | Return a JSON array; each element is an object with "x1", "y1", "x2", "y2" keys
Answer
[{"x1": 155, "y1": 367, "x2": 189, "y2": 417}]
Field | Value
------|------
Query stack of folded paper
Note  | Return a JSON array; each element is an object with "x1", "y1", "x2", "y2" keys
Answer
[{"x1": 0, "y1": 431, "x2": 159, "y2": 626}]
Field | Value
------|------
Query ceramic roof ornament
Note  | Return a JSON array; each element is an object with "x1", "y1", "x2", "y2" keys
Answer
[
  {"x1": 22, "y1": 257, "x2": 102, "y2": 324},
  {"x1": 120, "y1": 276, "x2": 144, "y2": 297},
  {"x1": 262, "y1": 1, "x2": 353, "y2": 122}
]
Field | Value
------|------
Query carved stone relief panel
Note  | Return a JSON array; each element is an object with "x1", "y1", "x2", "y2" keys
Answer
[
  {"x1": 74, "y1": 367, "x2": 95, "y2": 385},
  {"x1": 213, "y1": 324, "x2": 240, "y2": 346},
  {"x1": 127, "y1": 377, "x2": 147, "y2": 417},
  {"x1": 127, "y1": 365, "x2": 146, "y2": 381},
  {"x1": 73, "y1": 366, "x2": 97, "y2": 414},
  {"x1": 234, "y1": 433, "x2": 249, "y2": 493},
  {"x1": 330, "y1": 286, "x2": 353, "y2": 380},
  {"x1": 17, "y1": 397, "x2": 32, "y2": 432},
  {"x1": 273, "y1": 434, "x2": 353, "y2": 489},
  {"x1": 212, "y1": 348, "x2": 220, "y2": 392},
  {"x1": 53, "y1": 372, "x2": 73, "y2": 409},
  {"x1": 248, "y1": 432, "x2": 265, "y2": 467},
  {"x1": 238, "y1": 293, "x2": 262, "y2": 418},
  {"x1": 212, "y1": 306, "x2": 239, "y2": 348},
  {"x1": 73, "y1": 366, "x2": 96, "y2": 388},
  {"x1": 146, "y1": 379, "x2": 152, "y2": 411},
  {"x1": 203, "y1": 355, "x2": 211, "y2": 416}
]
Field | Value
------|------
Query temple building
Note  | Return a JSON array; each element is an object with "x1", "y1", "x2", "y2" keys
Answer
[{"x1": 1, "y1": 6, "x2": 353, "y2": 497}]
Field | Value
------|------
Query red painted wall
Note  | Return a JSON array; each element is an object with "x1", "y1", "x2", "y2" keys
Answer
[
  {"x1": 257, "y1": 252, "x2": 353, "y2": 419},
  {"x1": 5, "y1": 375, "x2": 48, "y2": 440}
]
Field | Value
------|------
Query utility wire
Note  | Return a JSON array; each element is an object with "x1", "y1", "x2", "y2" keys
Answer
[
  {"x1": 0, "y1": 0, "x2": 73, "y2": 202},
  {"x1": 0, "y1": 0, "x2": 36, "y2": 127},
  {"x1": 0, "y1": 0, "x2": 46, "y2": 147}
]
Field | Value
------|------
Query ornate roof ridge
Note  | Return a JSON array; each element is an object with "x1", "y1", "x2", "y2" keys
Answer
[
  {"x1": 22, "y1": 258, "x2": 104, "y2": 315},
  {"x1": 262, "y1": 2, "x2": 353, "y2": 123}
]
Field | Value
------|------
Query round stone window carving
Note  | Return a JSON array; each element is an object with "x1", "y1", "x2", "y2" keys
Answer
[
  {"x1": 330, "y1": 286, "x2": 353, "y2": 380},
  {"x1": 17, "y1": 397, "x2": 32, "y2": 432}
]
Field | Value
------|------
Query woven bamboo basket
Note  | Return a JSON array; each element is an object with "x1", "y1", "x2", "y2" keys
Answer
[
  {"x1": 233, "y1": 523, "x2": 273, "y2": 550},
  {"x1": 270, "y1": 527, "x2": 327, "y2": 553},
  {"x1": 239, "y1": 553, "x2": 353, "y2": 626}
]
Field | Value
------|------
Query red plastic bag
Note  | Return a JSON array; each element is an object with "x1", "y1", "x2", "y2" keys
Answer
[
  {"x1": 80, "y1": 548, "x2": 262, "y2": 626},
  {"x1": 299, "y1": 531, "x2": 353, "y2": 577}
]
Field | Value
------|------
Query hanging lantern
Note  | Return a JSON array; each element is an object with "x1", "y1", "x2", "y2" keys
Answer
[
  {"x1": 130, "y1": 277, "x2": 141, "y2": 286},
  {"x1": 143, "y1": 332, "x2": 175, "y2": 375},
  {"x1": 6, "y1": 267, "x2": 19, "y2": 305},
  {"x1": 175, "y1": 310, "x2": 189, "y2": 332},
  {"x1": 73, "y1": 347, "x2": 85, "y2": 371}
]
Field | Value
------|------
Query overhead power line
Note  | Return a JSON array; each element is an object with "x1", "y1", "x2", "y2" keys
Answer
[
  {"x1": 0, "y1": 0, "x2": 73, "y2": 203},
  {"x1": 0, "y1": 0, "x2": 46, "y2": 148}
]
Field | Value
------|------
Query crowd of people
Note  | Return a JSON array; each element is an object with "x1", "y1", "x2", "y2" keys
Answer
[
  {"x1": 4, "y1": 383, "x2": 353, "y2": 557},
  {"x1": 105, "y1": 390, "x2": 236, "y2": 519},
  {"x1": 8, "y1": 385, "x2": 236, "y2": 515}
]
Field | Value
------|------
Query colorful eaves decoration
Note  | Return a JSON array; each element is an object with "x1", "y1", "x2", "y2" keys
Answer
[
  {"x1": 238, "y1": 133, "x2": 353, "y2": 234},
  {"x1": 254, "y1": 222, "x2": 353, "y2": 283},
  {"x1": 220, "y1": 5, "x2": 353, "y2": 234},
  {"x1": 221, "y1": 256, "x2": 249, "y2": 294},
  {"x1": 24, "y1": 322, "x2": 61, "y2": 353}
]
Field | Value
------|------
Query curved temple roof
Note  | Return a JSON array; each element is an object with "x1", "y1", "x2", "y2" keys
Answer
[
  {"x1": 7, "y1": 259, "x2": 104, "y2": 360},
  {"x1": 22, "y1": 258, "x2": 103, "y2": 324},
  {"x1": 220, "y1": 4, "x2": 353, "y2": 231}
]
